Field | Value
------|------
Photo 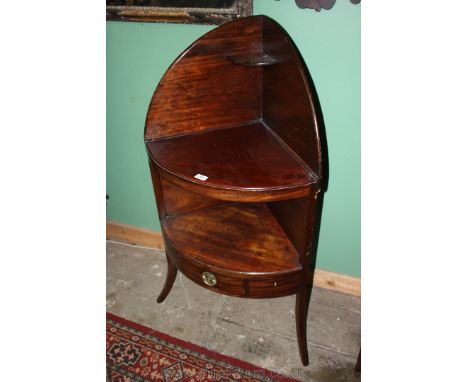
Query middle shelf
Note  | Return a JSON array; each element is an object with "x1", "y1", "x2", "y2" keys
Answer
[{"x1": 146, "y1": 121, "x2": 318, "y2": 202}]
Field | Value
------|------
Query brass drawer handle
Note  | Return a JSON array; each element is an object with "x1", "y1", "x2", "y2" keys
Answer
[{"x1": 202, "y1": 272, "x2": 217, "y2": 286}]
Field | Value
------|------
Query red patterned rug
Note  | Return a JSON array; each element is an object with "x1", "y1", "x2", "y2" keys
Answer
[{"x1": 107, "y1": 313, "x2": 301, "y2": 382}]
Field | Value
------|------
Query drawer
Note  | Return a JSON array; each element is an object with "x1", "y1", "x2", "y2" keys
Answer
[
  {"x1": 247, "y1": 272, "x2": 302, "y2": 298},
  {"x1": 179, "y1": 255, "x2": 302, "y2": 298},
  {"x1": 179, "y1": 256, "x2": 245, "y2": 297}
]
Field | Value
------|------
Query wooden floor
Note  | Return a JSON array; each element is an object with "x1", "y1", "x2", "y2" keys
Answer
[{"x1": 106, "y1": 240, "x2": 361, "y2": 382}]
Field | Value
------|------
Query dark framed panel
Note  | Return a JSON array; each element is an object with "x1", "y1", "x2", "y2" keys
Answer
[
  {"x1": 295, "y1": 0, "x2": 360, "y2": 11},
  {"x1": 106, "y1": 0, "x2": 253, "y2": 25}
]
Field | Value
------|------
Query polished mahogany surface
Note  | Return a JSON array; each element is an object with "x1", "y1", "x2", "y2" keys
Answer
[
  {"x1": 144, "y1": 17, "x2": 263, "y2": 141},
  {"x1": 160, "y1": 177, "x2": 225, "y2": 218},
  {"x1": 145, "y1": 15, "x2": 325, "y2": 366},
  {"x1": 262, "y1": 17, "x2": 322, "y2": 178},
  {"x1": 147, "y1": 122, "x2": 317, "y2": 194},
  {"x1": 162, "y1": 202, "x2": 301, "y2": 275}
]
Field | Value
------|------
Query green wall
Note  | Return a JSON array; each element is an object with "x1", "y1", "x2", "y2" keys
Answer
[{"x1": 106, "y1": 0, "x2": 360, "y2": 277}]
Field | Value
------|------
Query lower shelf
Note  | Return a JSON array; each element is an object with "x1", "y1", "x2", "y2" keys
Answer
[{"x1": 161, "y1": 202, "x2": 303, "y2": 298}]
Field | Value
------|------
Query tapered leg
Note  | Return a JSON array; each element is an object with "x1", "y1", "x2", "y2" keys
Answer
[
  {"x1": 157, "y1": 254, "x2": 177, "y2": 303},
  {"x1": 354, "y1": 348, "x2": 361, "y2": 377},
  {"x1": 295, "y1": 284, "x2": 312, "y2": 366}
]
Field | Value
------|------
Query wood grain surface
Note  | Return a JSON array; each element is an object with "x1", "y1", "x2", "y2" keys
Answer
[
  {"x1": 146, "y1": 122, "x2": 318, "y2": 199},
  {"x1": 143, "y1": 15, "x2": 328, "y2": 365},
  {"x1": 162, "y1": 202, "x2": 301, "y2": 274}
]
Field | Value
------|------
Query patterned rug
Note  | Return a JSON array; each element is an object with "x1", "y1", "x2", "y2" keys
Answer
[{"x1": 107, "y1": 313, "x2": 301, "y2": 382}]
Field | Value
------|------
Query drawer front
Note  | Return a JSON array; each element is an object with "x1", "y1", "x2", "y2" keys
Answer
[
  {"x1": 248, "y1": 272, "x2": 302, "y2": 298},
  {"x1": 179, "y1": 257, "x2": 245, "y2": 297},
  {"x1": 179, "y1": 255, "x2": 302, "y2": 298}
]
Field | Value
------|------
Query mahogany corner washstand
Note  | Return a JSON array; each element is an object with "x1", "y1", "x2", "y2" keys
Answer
[{"x1": 144, "y1": 16, "x2": 324, "y2": 366}]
